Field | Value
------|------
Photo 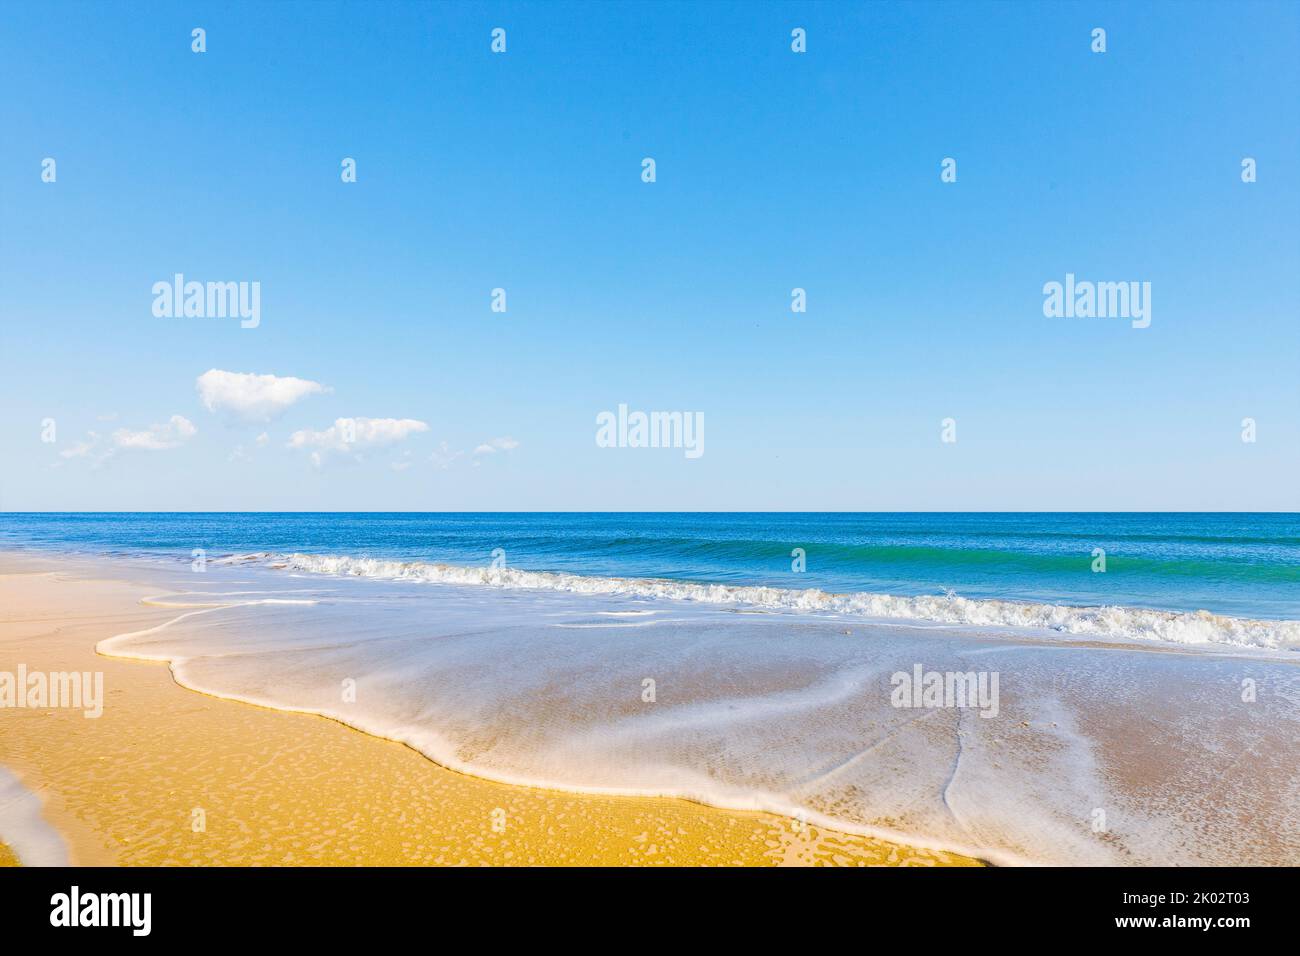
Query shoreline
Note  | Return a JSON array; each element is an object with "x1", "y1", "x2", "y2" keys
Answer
[
  {"x1": 0, "y1": 552, "x2": 981, "y2": 867},
  {"x1": 0, "y1": 765, "x2": 69, "y2": 866},
  {"x1": 9, "y1": 537, "x2": 1300, "y2": 657},
  {"x1": 213, "y1": 550, "x2": 1300, "y2": 654}
]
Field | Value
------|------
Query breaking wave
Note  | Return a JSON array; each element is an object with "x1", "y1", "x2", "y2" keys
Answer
[{"x1": 215, "y1": 551, "x2": 1300, "y2": 652}]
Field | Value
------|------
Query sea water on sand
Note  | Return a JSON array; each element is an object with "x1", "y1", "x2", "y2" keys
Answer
[
  {"x1": 98, "y1": 561, "x2": 1300, "y2": 866},
  {"x1": 0, "y1": 767, "x2": 69, "y2": 866}
]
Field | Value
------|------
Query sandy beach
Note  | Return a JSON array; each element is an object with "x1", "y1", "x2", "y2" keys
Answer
[{"x1": 0, "y1": 553, "x2": 978, "y2": 867}]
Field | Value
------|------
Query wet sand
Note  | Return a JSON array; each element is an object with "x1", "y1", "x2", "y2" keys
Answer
[{"x1": 0, "y1": 553, "x2": 978, "y2": 867}]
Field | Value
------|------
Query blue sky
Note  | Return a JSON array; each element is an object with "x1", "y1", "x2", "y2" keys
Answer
[{"x1": 1, "y1": 0, "x2": 1297, "y2": 511}]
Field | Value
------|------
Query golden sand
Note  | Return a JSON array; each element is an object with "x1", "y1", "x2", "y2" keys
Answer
[
  {"x1": 0, "y1": 555, "x2": 980, "y2": 867},
  {"x1": 0, "y1": 840, "x2": 18, "y2": 867}
]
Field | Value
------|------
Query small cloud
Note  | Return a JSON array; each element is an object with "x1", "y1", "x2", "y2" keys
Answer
[
  {"x1": 196, "y1": 369, "x2": 329, "y2": 423},
  {"x1": 255, "y1": 432, "x2": 269, "y2": 447},
  {"x1": 429, "y1": 442, "x2": 465, "y2": 470},
  {"x1": 57, "y1": 431, "x2": 114, "y2": 469},
  {"x1": 59, "y1": 415, "x2": 196, "y2": 467},
  {"x1": 60, "y1": 433, "x2": 101, "y2": 459},
  {"x1": 473, "y1": 436, "x2": 520, "y2": 456},
  {"x1": 112, "y1": 415, "x2": 197, "y2": 451},
  {"x1": 288, "y1": 416, "x2": 428, "y2": 466}
]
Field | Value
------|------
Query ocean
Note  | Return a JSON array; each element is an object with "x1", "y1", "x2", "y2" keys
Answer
[
  {"x1": 4, "y1": 512, "x2": 1298, "y2": 864},
  {"x1": 4, "y1": 512, "x2": 1299, "y2": 644}
]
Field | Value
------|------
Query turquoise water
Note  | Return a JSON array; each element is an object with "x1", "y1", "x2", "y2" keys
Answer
[
  {"x1": 3, "y1": 512, "x2": 1298, "y2": 620},
  {"x1": 9, "y1": 513, "x2": 1298, "y2": 862}
]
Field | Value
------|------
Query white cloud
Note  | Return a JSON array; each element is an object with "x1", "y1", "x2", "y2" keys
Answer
[
  {"x1": 473, "y1": 436, "x2": 520, "y2": 456},
  {"x1": 428, "y1": 437, "x2": 518, "y2": 469},
  {"x1": 60, "y1": 433, "x2": 101, "y2": 459},
  {"x1": 429, "y1": 442, "x2": 465, "y2": 470},
  {"x1": 255, "y1": 432, "x2": 269, "y2": 447},
  {"x1": 288, "y1": 417, "x2": 428, "y2": 467},
  {"x1": 56, "y1": 430, "x2": 115, "y2": 469},
  {"x1": 113, "y1": 415, "x2": 197, "y2": 450},
  {"x1": 196, "y1": 369, "x2": 329, "y2": 423},
  {"x1": 55, "y1": 415, "x2": 196, "y2": 468}
]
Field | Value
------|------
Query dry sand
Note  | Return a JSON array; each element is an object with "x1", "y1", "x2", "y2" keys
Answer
[{"x1": 0, "y1": 554, "x2": 979, "y2": 867}]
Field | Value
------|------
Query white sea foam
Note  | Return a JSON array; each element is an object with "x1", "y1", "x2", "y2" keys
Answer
[
  {"x1": 218, "y1": 551, "x2": 1300, "y2": 652},
  {"x1": 96, "y1": 561, "x2": 1300, "y2": 866},
  {"x1": 0, "y1": 767, "x2": 69, "y2": 866}
]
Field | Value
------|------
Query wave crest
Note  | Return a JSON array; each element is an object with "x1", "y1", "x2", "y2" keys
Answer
[{"x1": 216, "y1": 551, "x2": 1300, "y2": 652}]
